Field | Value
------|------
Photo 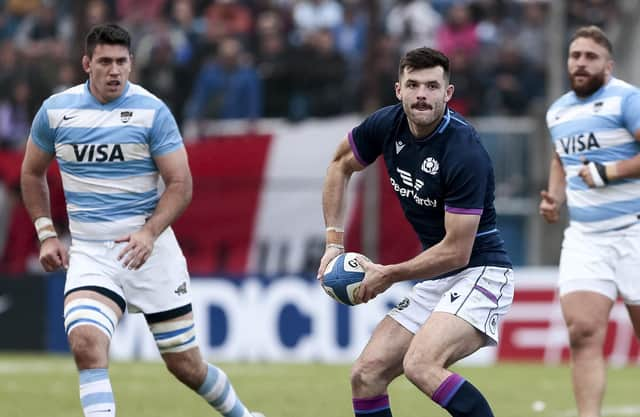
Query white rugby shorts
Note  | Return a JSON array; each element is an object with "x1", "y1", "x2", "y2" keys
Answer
[
  {"x1": 558, "y1": 223, "x2": 640, "y2": 304},
  {"x1": 65, "y1": 227, "x2": 192, "y2": 314},
  {"x1": 388, "y1": 266, "x2": 514, "y2": 345}
]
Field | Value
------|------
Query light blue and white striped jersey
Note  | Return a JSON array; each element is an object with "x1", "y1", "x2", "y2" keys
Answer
[
  {"x1": 546, "y1": 77, "x2": 640, "y2": 232},
  {"x1": 30, "y1": 81, "x2": 184, "y2": 241}
]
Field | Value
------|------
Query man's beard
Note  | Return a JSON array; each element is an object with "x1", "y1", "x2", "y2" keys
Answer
[{"x1": 570, "y1": 71, "x2": 606, "y2": 97}]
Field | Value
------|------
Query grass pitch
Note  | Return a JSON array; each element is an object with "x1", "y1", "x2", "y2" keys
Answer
[{"x1": 0, "y1": 354, "x2": 638, "y2": 417}]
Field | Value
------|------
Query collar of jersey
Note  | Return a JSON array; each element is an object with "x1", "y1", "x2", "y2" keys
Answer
[
  {"x1": 412, "y1": 107, "x2": 451, "y2": 142},
  {"x1": 84, "y1": 80, "x2": 131, "y2": 109}
]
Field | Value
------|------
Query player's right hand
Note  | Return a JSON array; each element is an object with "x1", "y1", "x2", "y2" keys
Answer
[
  {"x1": 539, "y1": 190, "x2": 560, "y2": 223},
  {"x1": 39, "y1": 238, "x2": 69, "y2": 272},
  {"x1": 316, "y1": 245, "x2": 344, "y2": 281}
]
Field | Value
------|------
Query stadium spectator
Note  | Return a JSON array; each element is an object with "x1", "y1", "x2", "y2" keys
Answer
[
  {"x1": 484, "y1": 41, "x2": 544, "y2": 115},
  {"x1": 514, "y1": 1, "x2": 548, "y2": 74},
  {"x1": 318, "y1": 46, "x2": 514, "y2": 417},
  {"x1": 0, "y1": 77, "x2": 32, "y2": 151},
  {"x1": 292, "y1": 0, "x2": 344, "y2": 42},
  {"x1": 568, "y1": 0, "x2": 619, "y2": 33},
  {"x1": 14, "y1": 1, "x2": 72, "y2": 61},
  {"x1": 52, "y1": 60, "x2": 76, "y2": 93},
  {"x1": 436, "y1": 3, "x2": 479, "y2": 60},
  {"x1": 116, "y1": 0, "x2": 167, "y2": 24},
  {"x1": 294, "y1": 28, "x2": 348, "y2": 118},
  {"x1": 20, "y1": 23, "x2": 265, "y2": 417},
  {"x1": 539, "y1": 25, "x2": 640, "y2": 417},
  {"x1": 205, "y1": 0, "x2": 253, "y2": 43},
  {"x1": 332, "y1": 1, "x2": 368, "y2": 112},
  {"x1": 446, "y1": 48, "x2": 485, "y2": 116},
  {"x1": 185, "y1": 36, "x2": 262, "y2": 121},
  {"x1": 385, "y1": 0, "x2": 442, "y2": 53},
  {"x1": 255, "y1": 12, "x2": 294, "y2": 117}
]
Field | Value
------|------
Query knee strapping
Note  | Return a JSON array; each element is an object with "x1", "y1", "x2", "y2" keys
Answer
[
  {"x1": 64, "y1": 298, "x2": 119, "y2": 339},
  {"x1": 149, "y1": 319, "x2": 197, "y2": 353}
]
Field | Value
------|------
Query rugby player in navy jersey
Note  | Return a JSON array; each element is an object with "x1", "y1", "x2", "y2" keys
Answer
[
  {"x1": 318, "y1": 47, "x2": 514, "y2": 417},
  {"x1": 21, "y1": 24, "x2": 263, "y2": 417}
]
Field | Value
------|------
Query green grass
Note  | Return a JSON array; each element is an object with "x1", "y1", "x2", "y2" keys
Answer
[{"x1": 0, "y1": 354, "x2": 638, "y2": 417}]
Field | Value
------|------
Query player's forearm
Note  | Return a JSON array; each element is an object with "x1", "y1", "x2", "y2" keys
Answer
[
  {"x1": 547, "y1": 155, "x2": 567, "y2": 204},
  {"x1": 605, "y1": 155, "x2": 640, "y2": 181},
  {"x1": 322, "y1": 162, "x2": 351, "y2": 234},
  {"x1": 143, "y1": 178, "x2": 192, "y2": 239},
  {"x1": 386, "y1": 241, "x2": 470, "y2": 283},
  {"x1": 20, "y1": 171, "x2": 52, "y2": 221}
]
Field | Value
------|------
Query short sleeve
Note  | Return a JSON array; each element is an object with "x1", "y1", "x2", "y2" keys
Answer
[
  {"x1": 622, "y1": 90, "x2": 640, "y2": 134},
  {"x1": 443, "y1": 137, "x2": 488, "y2": 215},
  {"x1": 149, "y1": 104, "x2": 184, "y2": 156},
  {"x1": 349, "y1": 108, "x2": 391, "y2": 166},
  {"x1": 30, "y1": 105, "x2": 55, "y2": 154}
]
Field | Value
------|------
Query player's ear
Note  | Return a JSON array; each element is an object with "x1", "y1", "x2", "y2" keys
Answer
[
  {"x1": 605, "y1": 59, "x2": 614, "y2": 78},
  {"x1": 394, "y1": 81, "x2": 401, "y2": 101},
  {"x1": 82, "y1": 55, "x2": 90, "y2": 74},
  {"x1": 444, "y1": 84, "x2": 455, "y2": 103}
]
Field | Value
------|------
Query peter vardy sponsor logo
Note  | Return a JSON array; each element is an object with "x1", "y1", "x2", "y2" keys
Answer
[{"x1": 390, "y1": 175, "x2": 437, "y2": 207}]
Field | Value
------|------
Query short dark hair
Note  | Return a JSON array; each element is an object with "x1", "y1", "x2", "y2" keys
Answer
[
  {"x1": 398, "y1": 47, "x2": 450, "y2": 81},
  {"x1": 570, "y1": 25, "x2": 612, "y2": 56},
  {"x1": 85, "y1": 24, "x2": 131, "y2": 58}
]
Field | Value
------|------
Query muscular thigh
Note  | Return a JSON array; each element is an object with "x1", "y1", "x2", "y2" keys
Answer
[
  {"x1": 560, "y1": 291, "x2": 613, "y2": 333},
  {"x1": 356, "y1": 316, "x2": 413, "y2": 378},
  {"x1": 407, "y1": 311, "x2": 485, "y2": 369}
]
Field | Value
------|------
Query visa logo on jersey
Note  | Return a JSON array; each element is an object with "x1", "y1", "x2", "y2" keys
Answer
[
  {"x1": 72, "y1": 144, "x2": 125, "y2": 162},
  {"x1": 557, "y1": 132, "x2": 600, "y2": 155}
]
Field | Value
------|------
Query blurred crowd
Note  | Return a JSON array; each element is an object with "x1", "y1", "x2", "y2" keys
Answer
[{"x1": 0, "y1": 0, "x2": 619, "y2": 150}]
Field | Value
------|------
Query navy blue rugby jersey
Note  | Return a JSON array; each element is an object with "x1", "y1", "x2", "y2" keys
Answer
[{"x1": 349, "y1": 104, "x2": 512, "y2": 273}]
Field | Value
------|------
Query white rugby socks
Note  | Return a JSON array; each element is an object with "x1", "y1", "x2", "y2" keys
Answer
[
  {"x1": 197, "y1": 363, "x2": 253, "y2": 417},
  {"x1": 79, "y1": 368, "x2": 115, "y2": 417}
]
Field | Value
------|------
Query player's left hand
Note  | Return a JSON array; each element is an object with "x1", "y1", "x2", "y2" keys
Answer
[
  {"x1": 115, "y1": 229, "x2": 155, "y2": 270},
  {"x1": 317, "y1": 245, "x2": 344, "y2": 281},
  {"x1": 355, "y1": 257, "x2": 392, "y2": 304}
]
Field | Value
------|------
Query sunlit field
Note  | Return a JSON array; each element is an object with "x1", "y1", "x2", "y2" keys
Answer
[{"x1": 1, "y1": 354, "x2": 638, "y2": 417}]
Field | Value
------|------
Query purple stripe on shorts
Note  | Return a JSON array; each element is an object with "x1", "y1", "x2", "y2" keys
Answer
[
  {"x1": 432, "y1": 373, "x2": 466, "y2": 408},
  {"x1": 474, "y1": 284, "x2": 498, "y2": 304},
  {"x1": 348, "y1": 130, "x2": 368, "y2": 167},
  {"x1": 353, "y1": 394, "x2": 390, "y2": 412},
  {"x1": 445, "y1": 205, "x2": 483, "y2": 215}
]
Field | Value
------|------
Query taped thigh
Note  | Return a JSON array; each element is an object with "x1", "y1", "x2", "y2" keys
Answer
[
  {"x1": 64, "y1": 298, "x2": 119, "y2": 340},
  {"x1": 149, "y1": 319, "x2": 198, "y2": 354}
]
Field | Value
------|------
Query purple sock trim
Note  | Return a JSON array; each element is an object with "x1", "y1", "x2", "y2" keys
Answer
[
  {"x1": 353, "y1": 394, "x2": 390, "y2": 412},
  {"x1": 432, "y1": 373, "x2": 466, "y2": 408}
]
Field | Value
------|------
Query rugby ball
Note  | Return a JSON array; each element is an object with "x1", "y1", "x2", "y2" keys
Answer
[{"x1": 321, "y1": 252, "x2": 369, "y2": 305}]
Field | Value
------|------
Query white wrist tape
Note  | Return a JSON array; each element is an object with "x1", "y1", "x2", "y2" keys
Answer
[
  {"x1": 326, "y1": 243, "x2": 345, "y2": 250},
  {"x1": 326, "y1": 226, "x2": 344, "y2": 233},
  {"x1": 34, "y1": 217, "x2": 57, "y2": 242},
  {"x1": 587, "y1": 162, "x2": 606, "y2": 187}
]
